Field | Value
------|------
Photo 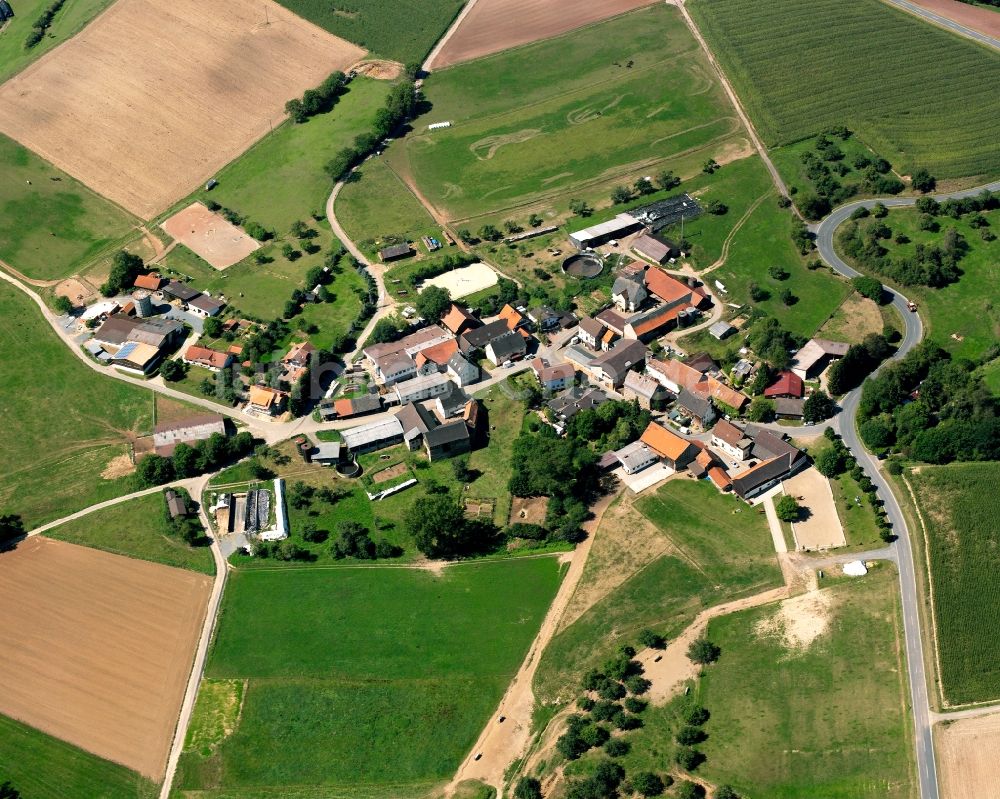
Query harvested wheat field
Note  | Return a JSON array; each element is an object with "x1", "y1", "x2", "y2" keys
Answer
[
  {"x1": 0, "y1": 536, "x2": 212, "y2": 780},
  {"x1": 429, "y1": 0, "x2": 658, "y2": 69},
  {"x1": 936, "y1": 712, "x2": 1000, "y2": 799},
  {"x1": 162, "y1": 202, "x2": 261, "y2": 269},
  {"x1": 0, "y1": 0, "x2": 365, "y2": 219}
]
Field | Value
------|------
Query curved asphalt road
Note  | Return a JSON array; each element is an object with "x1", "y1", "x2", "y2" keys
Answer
[{"x1": 814, "y1": 180, "x2": 1000, "y2": 799}]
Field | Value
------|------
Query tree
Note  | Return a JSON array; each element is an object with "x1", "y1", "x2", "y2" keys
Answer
[
  {"x1": 451, "y1": 455, "x2": 472, "y2": 483},
  {"x1": 852, "y1": 275, "x2": 883, "y2": 302},
  {"x1": 747, "y1": 396, "x2": 775, "y2": 423},
  {"x1": 638, "y1": 628, "x2": 666, "y2": 649},
  {"x1": 406, "y1": 494, "x2": 498, "y2": 559},
  {"x1": 706, "y1": 199, "x2": 728, "y2": 215},
  {"x1": 676, "y1": 781, "x2": 706, "y2": 799},
  {"x1": 611, "y1": 185, "x2": 632, "y2": 204},
  {"x1": 632, "y1": 772, "x2": 666, "y2": 797},
  {"x1": 860, "y1": 417, "x2": 895, "y2": 449},
  {"x1": 675, "y1": 747, "x2": 705, "y2": 770},
  {"x1": 0, "y1": 781, "x2": 21, "y2": 799},
  {"x1": 685, "y1": 705, "x2": 710, "y2": 726},
  {"x1": 171, "y1": 442, "x2": 200, "y2": 478},
  {"x1": 814, "y1": 445, "x2": 846, "y2": 477},
  {"x1": 160, "y1": 359, "x2": 186, "y2": 382},
  {"x1": 101, "y1": 250, "x2": 145, "y2": 296},
  {"x1": 775, "y1": 494, "x2": 801, "y2": 522},
  {"x1": 655, "y1": 170, "x2": 681, "y2": 191},
  {"x1": 0, "y1": 514, "x2": 25, "y2": 545},
  {"x1": 748, "y1": 282, "x2": 769, "y2": 302},
  {"x1": 138, "y1": 454, "x2": 175, "y2": 486},
  {"x1": 911, "y1": 168, "x2": 936, "y2": 193},
  {"x1": 803, "y1": 390, "x2": 834, "y2": 423},
  {"x1": 54, "y1": 295, "x2": 73, "y2": 314},
  {"x1": 604, "y1": 738, "x2": 630, "y2": 757},
  {"x1": 569, "y1": 198, "x2": 593, "y2": 217},
  {"x1": 478, "y1": 224, "x2": 502, "y2": 242},
  {"x1": 634, "y1": 177, "x2": 655, "y2": 196},
  {"x1": 703, "y1": 158, "x2": 719, "y2": 174},
  {"x1": 688, "y1": 637, "x2": 720, "y2": 664},
  {"x1": 714, "y1": 787, "x2": 740, "y2": 799},
  {"x1": 514, "y1": 777, "x2": 543, "y2": 799},
  {"x1": 415, "y1": 285, "x2": 451, "y2": 322},
  {"x1": 779, "y1": 288, "x2": 797, "y2": 306},
  {"x1": 202, "y1": 316, "x2": 224, "y2": 338}
]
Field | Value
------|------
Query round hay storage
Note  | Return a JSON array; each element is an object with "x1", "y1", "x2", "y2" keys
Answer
[{"x1": 562, "y1": 253, "x2": 604, "y2": 279}]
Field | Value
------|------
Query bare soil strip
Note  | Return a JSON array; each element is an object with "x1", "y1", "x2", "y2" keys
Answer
[
  {"x1": 0, "y1": 537, "x2": 212, "y2": 779},
  {"x1": 428, "y1": 0, "x2": 659, "y2": 70},
  {"x1": 162, "y1": 203, "x2": 261, "y2": 270},
  {"x1": 0, "y1": 0, "x2": 365, "y2": 219}
]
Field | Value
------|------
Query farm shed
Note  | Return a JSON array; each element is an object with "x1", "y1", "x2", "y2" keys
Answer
[
  {"x1": 569, "y1": 213, "x2": 642, "y2": 249},
  {"x1": 379, "y1": 243, "x2": 415, "y2": 262}
]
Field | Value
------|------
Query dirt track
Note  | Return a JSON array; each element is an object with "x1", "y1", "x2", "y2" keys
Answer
[
  {"x1": 0, "y1": 0, "x2": 364, "y2": 219},
  {"x1": 0, "y1": 537, "x2": 211, "y2": 779},
  {"x1": 428, "y1": 0, "x2": 659, "y2": 69}
]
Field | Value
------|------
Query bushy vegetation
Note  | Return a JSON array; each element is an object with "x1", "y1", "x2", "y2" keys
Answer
[
  {"x1": 689, "y1": 0, "x2": 1000, "y2": 178},
  {"x1": 909, "y1": 462, "x2": 1000, "y2": 704},
  {"x1": 826, "y1": 333, "x2": 893, "y2": 395},
  {"x1": 136, "y1": 431, "x2": 256, "y2": 487},
  {"x1": 284, "y1": 72, "x2": 346, "y2": 123},
  {"x1": 858, "y1": 341, "x2": 999, "y2": 463},
  {"x1": 100, "y1": 250, "x2": 145, "y2": 296},
  {"x1": 24, "y1": 0, "x2": 66, "y2": 48}
]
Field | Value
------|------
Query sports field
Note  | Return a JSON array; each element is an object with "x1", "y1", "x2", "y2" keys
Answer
[
  {"x1": 0, "y1": 133, "x2": 138, "y2": 281},
  {"x1": 0, "y1": 281, "x2": 153, "y2": 528},
  {"x1": 272, "y1": 0, "x2": 463, "y2": 64},
  {"x1": 688, "y1": 0, "x2": 1000, "y2": 180},
  {"x1": 908, "y1": 462, "x2": 1000, "y2": 705},
  {"x1": 0, "y1": 0, "x2": 365, "y2": 218},
  {"x1": 694, "y1": 569, "x2": 914, "y2": 797},
  {"x1": 0, "y1": 0, "x2": 114, "y2": 85},
  {"x1": 175, "y1": 559, "x2": 562, "y2": 794},
  {"x1": 0, "y1": 712, "x2": 156, "y2": 799},
  {"x1": 398, "y1": 4, "x2": 744, "y2": 222},
  {"x1": 0, "y1": 536, "x2": 211, "y2": 780},
  {"x1": 44, "y1": 492, "x2": 215, "y2": 575}
]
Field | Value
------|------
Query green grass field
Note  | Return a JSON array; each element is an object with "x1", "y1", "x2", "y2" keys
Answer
[
  {"x1": 0, "y1": 711, "x2": 156, "y2": 799},
  {"x1": 400, "y1": 4, "x2": 744, "y2": 222},
  {"x1": 0, "y1": 282, "x2": 152, "y2": 528},
  {"x1": 176, "y1": 559, "x2": 562, "y2": 795},
  {"x1": 271, "y1": 0, "x2": 462, "y2": 64},
  {"x1": 535, "y1": 480, "x2": 781, "y2": 702},
  {"x1": 770, "y1": 132, "x2": 897, "y2": 199},
  {"x1": 44, "y1": 492, "x2": 215, "y2": 575},
  {"x1": 689, "y1": 0, "x2": 1000, "y2": 181},
  {"x1": 0, "y1": 0, "x2": 114, "y2": 84},
  {"x1": 694, "y1": 569, "x2": 914, "y2": 797},
  {"x1": 839, "y1": 207, "x2": 999, "y2": 360},
  {"x1": 0, "y1": 134, "x2": 138, "y2": 280},
  {"x1": 908, "y1": 462, "x2": 1000, "y2": 705}
]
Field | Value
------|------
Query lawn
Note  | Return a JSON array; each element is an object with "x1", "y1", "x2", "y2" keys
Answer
[
  {"x1": 907, "y1": 461, "x2": 1000, "y2": 705},
  {"x1": 0, "y1": 133, "x2": 138, "y2": 281},
  {"x1": 335, "y1": 156, "x2": 440, "y2": 261},
  {"x1": 0, "y1": 0, "x2": 114, "y2": 84},
  {"x1": 0, "y1": 282, "x2": 153, "y2": 528},
  {"x1": 44, "y1": 492, "x2": 215, "y2": 575},
  {"x1": 693, "y1": 569, "x2": 914, "y2": 797},
  {"x1": 271, "y1": 0, "x2": 463, "y2": 64},
  {"x1": 176, "y1": 559, "x2": 562, "y2": 795},
  {"x1": 400, "y1": 4, "x2": 745, "y2": 222},
  {"x1": 535, "y1": 479, "x2": 781, "y2": 703},
  {"x1": 838, "y1": 206, "x2": 1000, "y2": 360},
  {"x1": 0, "y1": 711, "x2": 156, "y2": 799},
  {"x1": 688, "y1": 0, "x2": 1000, "y2": 181}
]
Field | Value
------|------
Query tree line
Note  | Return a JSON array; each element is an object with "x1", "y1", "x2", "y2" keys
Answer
[
  {"x1": 285, "y1": 72, "x2": 346, "y2": 124},
  {"x1": 24, "y1": 0, "x2": 66, "y2": 48},
  {"x1": 138, "y1": 431, "x2": 256, "y2": 487}
]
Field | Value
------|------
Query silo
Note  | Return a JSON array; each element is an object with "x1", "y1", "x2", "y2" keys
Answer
[{"x1": 133, "y1": 290, "x2": 153, "y2": 318}]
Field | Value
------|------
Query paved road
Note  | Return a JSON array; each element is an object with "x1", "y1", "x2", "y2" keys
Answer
[
  {"x1": 814, "y1": 180, "x2": 1000, "y2": 799},
  {"x1": 882, "y1": 0, "x2": 1000, "y2": 50}
]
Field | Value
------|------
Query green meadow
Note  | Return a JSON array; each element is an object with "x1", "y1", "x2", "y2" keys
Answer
[
  {"x1": 175, "y1": 559, "x2": 562, "y2": 795},
  {"x1": 689, "y1": 0, "x2": 1000, "y2": 180},
  {"x1": 0, "y1": 133, "x2": 138, "y2": 281}
]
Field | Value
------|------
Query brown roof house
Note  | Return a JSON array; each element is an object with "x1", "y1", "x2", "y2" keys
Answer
[{"x1": 587, "y1": 340, "x2": 647, "y2": 389}]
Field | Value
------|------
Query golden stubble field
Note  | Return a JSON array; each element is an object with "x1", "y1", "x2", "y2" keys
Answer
[
  {"x1": 0, "y1": 536, "x2": 212, "y2": 779},
  {"x1": 0, "y1": 0, "x2": 365, "y2": 219}
]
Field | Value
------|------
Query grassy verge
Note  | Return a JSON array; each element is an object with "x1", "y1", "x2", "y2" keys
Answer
[
  {"x1": 44, "y1": 492, "x2": 215, "y2": 575},
  {"x1": 0, "y1": 711, "x2": 157, "y2": 798},
  {"x1": 176, "y1": 558, "x2": 562, "y2": 795},
  {"x1": 0, "y1": 281, "x2": 152, "y2": 528}
]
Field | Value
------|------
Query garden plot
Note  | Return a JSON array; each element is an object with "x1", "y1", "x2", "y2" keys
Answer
[{"x1": 0, "y1": 0, "x2": 365, "y2": 218}]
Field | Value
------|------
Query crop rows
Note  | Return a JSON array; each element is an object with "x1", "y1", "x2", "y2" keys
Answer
[
  {"x1": 910, "y1": 462, "x2": 1000, "y2": 705},
  {"x1": 689, "y1": 0, "x2": 1000, "y2": 179}
]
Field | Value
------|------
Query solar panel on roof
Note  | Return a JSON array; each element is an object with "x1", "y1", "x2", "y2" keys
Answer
[{"x1": 116, "y1": 342, "x2": 138, "y2": 359}]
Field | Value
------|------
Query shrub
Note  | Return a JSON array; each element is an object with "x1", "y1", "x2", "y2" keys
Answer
[
  {"x1": 604, "y1": 738, "x2": 630, "y2": 757},
  {"x1": 688, "y1": 637, "x2": 720, "y2": 664},
  {"x1": 675, "y1": 747, "x2": 705, "y2": 771},
  {"x1": 632, "y1": 772, "x2": 666, "y2": 797},
  {"x1": 775, "y1": 494, "x2": 801, "y2": 522},
  {"x1": 638, "y1": 628, "x2": 666, "y2": 649}
]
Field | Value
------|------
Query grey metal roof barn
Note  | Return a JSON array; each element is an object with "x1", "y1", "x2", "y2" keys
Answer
[{"x1": 0, "y1": 1, "x2": 14, "y2": 22}]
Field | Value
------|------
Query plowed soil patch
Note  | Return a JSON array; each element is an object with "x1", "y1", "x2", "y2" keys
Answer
[
  {"x1": 429, "y1": 0, "x2": 658, "y2": 69},
  {"x1": 0, "y1": 537, "x2": 211, "y2": 780},
  {"x1": 0, "y1": 0, "x2": 365, "y2": 219}
]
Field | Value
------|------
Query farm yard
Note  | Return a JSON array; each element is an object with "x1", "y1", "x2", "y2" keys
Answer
[
  {"x1": 160, "y1": 203, "x2": 261, "y2": 270},
  {"x1": 0, "y1": 536, "x2": 211, "y2": 781},
  {"x1": 0, "y1": 713, "x2": 156, "y2": 799},
  {"x1": 395, "y1": 4, "x2": 746, "y2": 223},
  {"x1": 907, "y1": 462, "x2": 1000, "y2": 706},
  {"x1": 0, "y1": 0, "x2": 114, "y2": 85},
  {"x1": 694, "y1": 569, "x2": 914, "y2": 798},
  {"x1": 174, "y1": 559, "x2": 562, "y2": 796},
  {"x1": 687, "y1": 0, "x2": 1000, "y2": 181},
  {"x1": 0, "y1": 282, "x2": 153, "y2": 529},
  {"x1": 272, "y1": 0, "x2": 463, "y2": 64},
  {"x1": 0, "y1": 0, "x2": 365, "y2": 219},
  {"x1": 44, "y1": 492, "x2": 215, "y2": 575},
  {"x1": 0, "y1": 133, "x2": 138, "y2": 282},
  {"x1": 428, "y1": 0, "x2": 659, "y2": 69}
]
